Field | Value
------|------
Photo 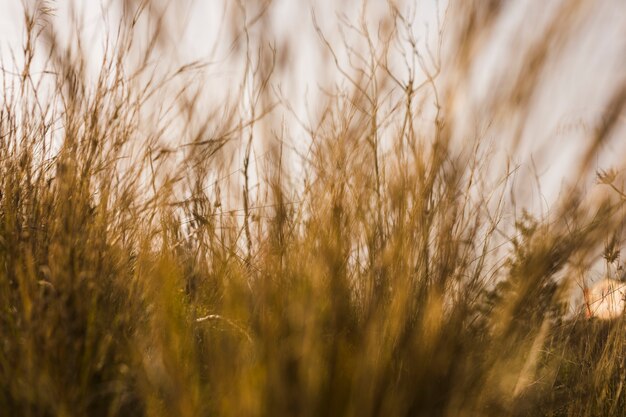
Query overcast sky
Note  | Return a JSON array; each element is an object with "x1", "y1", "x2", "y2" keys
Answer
[{"x1": 1, "y1": 0, "x2": 625, "y2": 216}]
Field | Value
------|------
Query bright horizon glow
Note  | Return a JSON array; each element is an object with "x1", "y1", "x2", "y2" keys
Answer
[{"x1": 585, "y1": 279, "x2": 626, "y2": 320}]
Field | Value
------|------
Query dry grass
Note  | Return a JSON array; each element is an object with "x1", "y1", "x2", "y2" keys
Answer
[{"x1": 1, "y1": 1, "x2": 626, "y2": 416}]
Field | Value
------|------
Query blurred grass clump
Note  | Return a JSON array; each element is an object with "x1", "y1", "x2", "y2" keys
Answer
[{"x1": 2, "y1": 0, "x2": 626, "y2": 416}]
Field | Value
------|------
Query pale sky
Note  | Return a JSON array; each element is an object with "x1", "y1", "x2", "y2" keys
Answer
[{"x1": 1, "y1": 0, "x2": 625, "y2": 216}]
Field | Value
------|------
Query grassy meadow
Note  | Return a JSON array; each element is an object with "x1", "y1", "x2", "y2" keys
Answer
[{"x1": 2, "y1": 0, "x2": 626, "y2": 416}]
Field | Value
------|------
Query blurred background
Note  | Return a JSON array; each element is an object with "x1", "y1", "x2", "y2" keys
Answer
[{"x1": 2, "y1": 1, "x2": 626, "y2": 416}]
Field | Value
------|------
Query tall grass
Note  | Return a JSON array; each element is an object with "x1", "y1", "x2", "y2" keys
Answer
[{"x1": 1, "y1": 1, "x2": 626, "y2": 416}]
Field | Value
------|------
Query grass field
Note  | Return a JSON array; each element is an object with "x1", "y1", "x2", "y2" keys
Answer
[{"x1": 2, "y1": 1, "x2": 626, "y2": 416}]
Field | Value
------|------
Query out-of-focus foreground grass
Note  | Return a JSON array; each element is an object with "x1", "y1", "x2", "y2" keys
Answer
[{"x1": 2, "y1": 1, "x2": 626, "y2": 416}]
